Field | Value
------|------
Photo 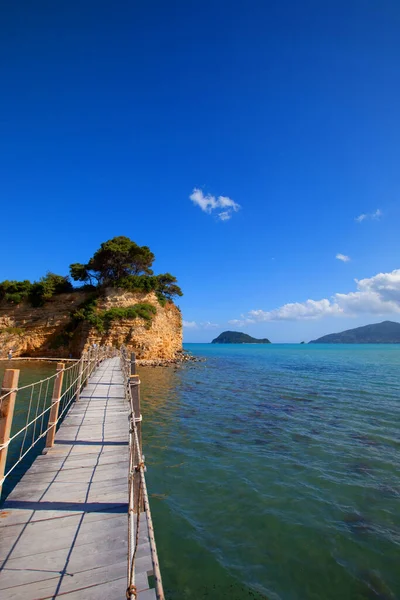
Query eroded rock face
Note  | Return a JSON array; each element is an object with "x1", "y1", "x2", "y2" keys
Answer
[
  {"x1": 86, "y1": 290, "x2": 182, "y2": 360},
  {"x1": 0, "y1": 289, "x2": 182, "y2": 359}
]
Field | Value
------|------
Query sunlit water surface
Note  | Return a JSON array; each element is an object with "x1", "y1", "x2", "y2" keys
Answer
[
  {"x1": 1, "y1": 346, "x2": 399, "y2": 599},
  {"x1": 139, "y1": 344, "x2": 400, "y2": 600}
]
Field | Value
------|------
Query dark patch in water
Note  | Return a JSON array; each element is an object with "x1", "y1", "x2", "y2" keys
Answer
[
  {"x1": 358, "y1": 569, "x2": 396, "y2": 599},
  {"x1": 229, "y1": 429, "x2": 242, "y2": 435},
  {"x1": 292, "y1": 433, "x2": 311, "y2": 443},
  {"x1": 351, "y1": 433, "x2": 379, "y2": 447},
  {"x1": 258, "y1": 402, "x2": 282, "y2": 413},
  {"x1": 254, "y1": 438, "x2": 270, "y2": 446},
  {"x1": 248, "y1": 410, "x2": 263, "y2": 418},
  {"x1": 290, "y1": 396, "x2": 314, "y2": 403},
  {"x1": 377, "y1": 484, "x2": 400, "y2": 499},
  {"x1": 213, "y1": 441, "x2": 225, "y2": 450},
  {"x1": 351, "y1": 462, "x2": 373, "y2": 475},
  {"x1": 272, "y1": 443, "x2": 288, "y2": 452},
  {"x1": 343, "y1": 512, "x2": 371, "y2": 534}
]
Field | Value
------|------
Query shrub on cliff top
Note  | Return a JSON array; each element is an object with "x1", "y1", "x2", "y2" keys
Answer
[
  {"x1": 29, "y1": 273, "x2": 73, "y2": 307},
  {"x1": 0, "y1": 280, "x2": 32, "y2": 304},
  {"x1": 0, "y1": 274, "x2": 72, "y2": 306}
]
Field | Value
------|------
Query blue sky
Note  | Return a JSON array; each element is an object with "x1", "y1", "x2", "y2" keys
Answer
[{"x1": 1, "y1": 1, "x2": 400, "y2": 342}]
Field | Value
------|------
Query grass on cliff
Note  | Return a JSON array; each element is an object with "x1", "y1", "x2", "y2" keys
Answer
[
  {"x1": 50, "y1": 298, "x2": 157, "y2": 348},
  {"x1": 71, "y1": 297, "x2": 157, "y2": 334},
  {"x1": 0, "y1": 326, "x2": 24, "y2": 336}
]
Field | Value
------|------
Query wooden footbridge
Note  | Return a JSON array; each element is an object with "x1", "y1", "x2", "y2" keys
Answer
[{"x1": 0, "y1": 347, "x2": 164, "y2": 599}]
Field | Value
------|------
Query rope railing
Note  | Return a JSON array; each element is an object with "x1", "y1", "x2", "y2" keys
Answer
[
  {"x1": 120, "y1": 345, "x2": 165, "y2": 600},
  {"x1": 0, "y1": 344, "x2": 164, "y2": 600},
  {"x1": 0, "y1": 345, "x2": 114, "y2": 493}
]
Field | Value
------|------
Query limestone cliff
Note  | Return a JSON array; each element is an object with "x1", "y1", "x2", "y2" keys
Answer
[{"x1": 0, "y1": 289, "x2": 182, "y2": 360}]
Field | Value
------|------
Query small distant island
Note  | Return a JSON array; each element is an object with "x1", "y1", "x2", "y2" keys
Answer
[
  {"x1": 309, "y1": 320, "x2": 400, "y2": 344},
  {"x1": 211, "y1": 331, "x2": 271, "y2": 344}
]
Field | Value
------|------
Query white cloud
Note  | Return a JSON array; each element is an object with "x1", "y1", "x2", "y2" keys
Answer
[
  {"x1": 249, "y1": 299, "x2": 342, "y2": 322},
  {"x1": 336, "y1": 253, "x2": 350, "y2": 262},
  {"x1": 183, "y1": 320, "x2": 198, "y2": 329},
  {"x1": 355, "y1": 208, "x2": 382, "y2": 223},
  {"x1": 235, "y1": 269, "x2": 400, "y2": 322},
  {"x1": 183, "y1": 320, "x2": 219, "y2": 330},
  {"x1": 202, "y1": 321, "x2": 219, "y2": 329},
  {"x1": 228, "y1": 317, "x2": 256, "y2": 327},
  {"x1": 355, "y1": 214, "x2": 367, "y2": 223},
  {"x1": 189, "y1": 188, "x2": 240, "y2": 221}
]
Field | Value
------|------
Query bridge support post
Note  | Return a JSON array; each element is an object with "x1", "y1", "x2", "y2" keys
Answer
[
  {"x1": 85, "y1": 348, "x2": 91, "y2": 385},
  {"x1": 130, "y1": 373, "x2": 142, "y2": 513},
  {"x1": 130, "y1": 352, "x2": 136, "y2": 376},
  {"x1": 75, "y1": 355, "x2": 84, "y2": 402},
  {"x1": 45, "y1": 363, "x2": 65, "y2": 450},
  {"x1": 0, "y1": 369, "x2": 20, "y2": 496}
]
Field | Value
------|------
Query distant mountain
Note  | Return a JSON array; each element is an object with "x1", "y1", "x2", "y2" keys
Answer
[
  {"x1": 211, "y1": 331, "x2": 271, "y2": 344},
  {"x1": 309, "y1": 321, "x2": 400, "y2": 344}
]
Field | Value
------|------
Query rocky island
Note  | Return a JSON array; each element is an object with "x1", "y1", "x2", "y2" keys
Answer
[
  {"x1": 309, "y1": 320, "x2": 400, "y2": 344},
  {"x1": 212, "y1": 331, "x2": 271, "y2": 344},
  {"x1": 0, "y1": 236, "x2": 184, "y2": 362}
]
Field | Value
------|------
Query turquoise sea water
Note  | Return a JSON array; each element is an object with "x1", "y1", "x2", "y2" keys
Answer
[
  {"x1": 1, "y1": 347, "x2": 399, "y2": 599},
  {"x1": 139, "y1": 344, "x2": 400, "y2": 600}
]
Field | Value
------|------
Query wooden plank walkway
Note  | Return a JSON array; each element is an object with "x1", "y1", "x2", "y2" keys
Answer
[{"x1": 0, "y1": 357, "x2": 156, "y2": 600}]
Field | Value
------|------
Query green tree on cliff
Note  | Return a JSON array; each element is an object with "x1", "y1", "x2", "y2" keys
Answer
[
  {"x1": 69, "y1": 236, "x2": 183, "y2": 301},
  {"x1": 155, "y1": 273, "x2": 183, "y2": 300},
  {"x1": 0, "y1": 237, "x2": 183, "y2": 309},
  {"x1": 70, "y1": 236, "x2": 155, "y2": 287}
]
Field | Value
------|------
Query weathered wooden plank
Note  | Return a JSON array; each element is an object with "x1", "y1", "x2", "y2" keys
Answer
[
  {"x1": 138, "y1": 590, "x2": 157, "y2": 600},
  {"x1": 0, "y1": 514, "x2": 127, "y2": 560},
  {"x1": 0, "y1": 561, "x2": 127, "y2": 599},
  {"x1": 0, "y1": 510, "x2": 126, "y2": 541}
]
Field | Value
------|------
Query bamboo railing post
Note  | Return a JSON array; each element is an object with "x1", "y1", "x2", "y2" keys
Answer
[
  {"x1": 75, "y1": 355, "x2": 84, "y2": 402},
  {"x1": 45, "y1": 363, "x2": 65, "y2": 449},
  {"x1": 130, "y1": 352, "x2": 136, "y2": 376},
  {"x1": 0, "y1": 369, "x2": 20, "y2": 496},
  {"x1": 129, "y1": 373, "x2": 142, "y2": 513}
]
